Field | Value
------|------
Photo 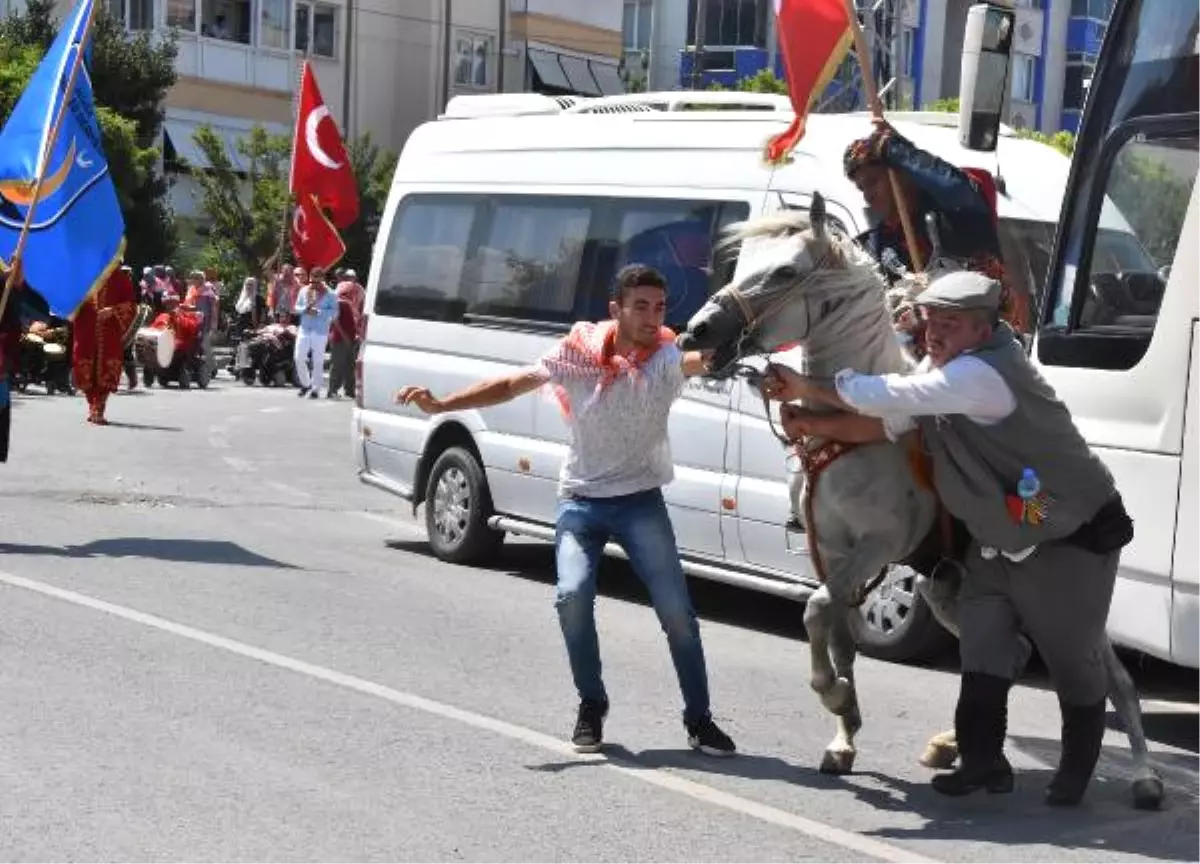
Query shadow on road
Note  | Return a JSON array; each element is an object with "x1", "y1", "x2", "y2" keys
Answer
[
  {"x1": 527, "y1": 741, "x2": 1196, "y2": 861},
  {"x1": 102, "y1": 421, "x2": 183, "y2": 432},
  {"x1": 0, "y1": 538, "x2": 295, "y2": 569}
]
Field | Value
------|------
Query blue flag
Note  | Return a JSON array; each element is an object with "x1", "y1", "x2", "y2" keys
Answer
[{"x1": 0, "y1": 0, "x2": 124, "y2": 318}]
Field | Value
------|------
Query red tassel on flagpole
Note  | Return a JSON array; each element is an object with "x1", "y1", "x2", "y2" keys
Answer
[{"x1": 764, "y1": 116, "x2": 804, "y2": 165}]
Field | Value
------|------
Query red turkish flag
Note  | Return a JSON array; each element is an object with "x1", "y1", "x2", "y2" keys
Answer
[
  {"x1": 290, "y1": 61, "x2": 359, "y2": 228},
  {"x1": 765, "y1": 0, "x2": 854, "y2": 164},
  {"x1": 291, "y1": 192, "x2": 346, "y2": 271}
]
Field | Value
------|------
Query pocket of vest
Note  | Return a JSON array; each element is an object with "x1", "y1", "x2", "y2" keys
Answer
[{"x1": 1064, "y1": 496, "x2": 1134, "y2": 556}]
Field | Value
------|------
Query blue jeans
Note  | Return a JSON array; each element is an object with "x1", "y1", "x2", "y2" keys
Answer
[{"x1": 554, "y1": 488, "x2": 711, "y2": 724}]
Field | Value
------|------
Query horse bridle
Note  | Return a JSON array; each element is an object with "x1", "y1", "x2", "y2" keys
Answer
[{"x1": 707, "y1": 247, "x2": 839, "y2": 447}]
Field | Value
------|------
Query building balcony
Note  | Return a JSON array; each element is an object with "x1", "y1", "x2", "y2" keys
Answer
[{"x1": 105, "y1": 0, "x2": 343, "y2": 93}]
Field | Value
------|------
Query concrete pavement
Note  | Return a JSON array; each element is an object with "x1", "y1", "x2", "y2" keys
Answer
[{"x1": 0, "y1": 379, "x2": 1194, "y2": 861}]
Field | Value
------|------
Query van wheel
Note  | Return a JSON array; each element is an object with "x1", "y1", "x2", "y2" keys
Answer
[
  {"x1": 424, "y1": 447, "x2": 504, "y2": 565},
  {"x1": 852, "y1": 563, "x2": 954, "y2": 663}
]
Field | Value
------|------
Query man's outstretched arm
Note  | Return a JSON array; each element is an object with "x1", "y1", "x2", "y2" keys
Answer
[{"x1": 395, "y1": 368, "x2": 548, "y2": 415}]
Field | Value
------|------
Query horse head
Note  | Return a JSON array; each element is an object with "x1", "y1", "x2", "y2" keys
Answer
[{"x1": 677, "y1": 192, "x2": 884, "y2": 376}]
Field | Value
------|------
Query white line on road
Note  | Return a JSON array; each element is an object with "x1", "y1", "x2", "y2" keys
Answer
[
  {"x1": 0, "y1": 569, "x2": 931, "y2": 864},
  {"x1": 259, "y1": 407, "x2": 285, "y2": 414}
]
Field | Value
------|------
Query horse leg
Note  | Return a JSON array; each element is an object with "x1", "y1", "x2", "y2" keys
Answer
[
  {"x1": 1104, "y1": 642, "x2": 1165, "y2": 810},
  {"x1": 803, "y1": 586, "x2": 852, "y2": 714},
  {"x1": 916, "y1": 573, "x2": 962, "y2": 769},
  {"x1": 819, "y1": 609, "x2": 863, "y2": 775}
]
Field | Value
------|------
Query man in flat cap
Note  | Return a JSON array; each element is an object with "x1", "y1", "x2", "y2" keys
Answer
[{"x1": 759, "y1": 268, "x2": 1134, "y2": 807}]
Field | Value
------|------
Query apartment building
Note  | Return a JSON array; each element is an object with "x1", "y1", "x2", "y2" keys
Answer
[{"x1": 626, "y1": 0, "x2": 1114, "y2": 133}]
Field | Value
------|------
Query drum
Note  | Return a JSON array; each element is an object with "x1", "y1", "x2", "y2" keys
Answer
[
  {"x1": 124, "y1": 303, "x2": 152, "y2": 347},
  {"x1": 136, "y1": 326, "x2": 175, "y2": 369},
  {"x1": 21, "y1": 332, "x2": 44, "y2": 345},
  {"x1": 43, "y1": 343, "x2": 65, "y2": 357}
]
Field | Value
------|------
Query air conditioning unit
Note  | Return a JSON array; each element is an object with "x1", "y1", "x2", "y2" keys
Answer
[
  {"x1": 1008, "y1": 103, "x2": 1036, "y2": 130},
  {"x1": 1013, "y1": 8, "x2": 1043, "y2": 56}
]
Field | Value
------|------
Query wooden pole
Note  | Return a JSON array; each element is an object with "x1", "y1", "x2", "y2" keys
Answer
[
  {"x1": 842, "y1": 0, "x2": 924, "y2": 273},
  {"x1": 0, "y1": 0, "x2": 102, "y2": 323}
]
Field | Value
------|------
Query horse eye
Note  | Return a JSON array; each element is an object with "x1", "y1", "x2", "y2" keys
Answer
[{"x1": 773, "y1": 266, "x2": 798, "y2": 281}]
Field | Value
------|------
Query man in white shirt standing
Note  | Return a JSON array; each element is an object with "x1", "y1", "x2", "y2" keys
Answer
[
  {"x1": 762, "y1": 269, "x2": 1133, "y2": 807},
  {"x1": 395, "y1": 265, "x2": 736, "y2": 757}
]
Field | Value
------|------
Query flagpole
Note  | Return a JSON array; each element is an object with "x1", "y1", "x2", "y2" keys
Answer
[
  {"x1": 841, "y1": 0, "x2": 924, "y2": 273},
  {"x1": 0, "y1": 0, "x2": 102, "y2": 323}
]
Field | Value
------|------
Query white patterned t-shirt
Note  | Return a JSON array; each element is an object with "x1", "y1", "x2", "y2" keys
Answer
[{"x1": 534, "y1": 342, "x2": 685, "y2": 498}]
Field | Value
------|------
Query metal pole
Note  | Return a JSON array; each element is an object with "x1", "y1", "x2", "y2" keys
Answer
[
  {"x1": 342, "y1": 0, "x2": 354, "y2": 134},
  {"x1": 441, "y1": 0, "x2": 453, "y2": 110},
  {"x1": 496, "y1": 0, "x2": 506, "y2": 92},
  {"x1": 692, "y1": 0, "x2": 707, "y2": 90}
]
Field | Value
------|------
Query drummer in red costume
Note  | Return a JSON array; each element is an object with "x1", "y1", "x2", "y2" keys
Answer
[{"x1": 73, "y1": 267, "x2": 137, "y2": 425}]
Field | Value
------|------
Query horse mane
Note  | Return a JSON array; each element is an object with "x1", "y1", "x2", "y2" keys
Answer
[{"x1": 719, "y1": 210, "x2": 886, "y2": 303}]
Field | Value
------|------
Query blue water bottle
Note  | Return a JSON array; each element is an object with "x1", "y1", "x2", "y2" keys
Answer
[{"x1": 1017, "y1": 468, "x2": 1041, "y2": 500}]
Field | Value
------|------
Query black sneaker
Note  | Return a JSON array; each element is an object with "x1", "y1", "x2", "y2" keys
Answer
[
  {"x1": 297, "y1": 386, "x2": 309, "y2": 398},
  {"x1": 686, "y1": 715, "x2": 736, "y2": 757},
  {"x1": 309, "y1": 390, "x2": 319, "y2": 399},
  {"x1": 571, "y1": 698, "x2": 608, "y2": 753}
]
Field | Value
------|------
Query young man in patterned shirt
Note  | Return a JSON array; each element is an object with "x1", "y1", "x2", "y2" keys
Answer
[{"x1": 395, "y1": 265, "x2": 736, "y2": 757}]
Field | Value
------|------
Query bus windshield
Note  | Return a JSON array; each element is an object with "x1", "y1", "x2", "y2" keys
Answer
[{"x1": 1040, "y1": 0, "x2": 1198, "y2": 367}]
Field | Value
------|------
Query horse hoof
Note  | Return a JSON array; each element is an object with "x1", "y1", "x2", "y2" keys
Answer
[
  {"x1": 920, "y1": 740, "x2": 959, "y2": 770},
  {"x1": 1132, "y1": 776, "x2": 1166, "y2": 811},
  {"x1": 820, "y1": 748, "x2": 856, "y2": 775},
  {"x1": 818, "y1": 677, "x2": 854, "y2": 715}
]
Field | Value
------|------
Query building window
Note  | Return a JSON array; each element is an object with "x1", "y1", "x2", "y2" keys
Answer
[
  {"x1": 295, "y1": 1, "x2": 337, "y2": 57},
  {"x1": 106, "y1": 0, "x2": 155, "y2": 29},
  {"x1": 454, "y1": 32, "x2": 492, "y2": 89},
  {"x1": 1070, "y1": 0, "x2": 1114, "y2": 20},
  {"x1": 1063, "y1": 62, "x2": 1093, "y2": 110},
  {"x1": 166, "y1": 0, "x2": 196, "y2": 30},
  {"x1": 201, "y1": 0, "x2": 250, "y2": 44},
  {"x1": 687, "y1": 0, "x2": 766, "y2": 49},
  {"x1": 623, "y1": 0, "x2": 652, "y2": 51},
  {"x1": 1011, "y1": 53, "x2": 1036, "y2": 102},
  {"x1": 259, "y1": 0, "x2": 289, "y2": 49}
]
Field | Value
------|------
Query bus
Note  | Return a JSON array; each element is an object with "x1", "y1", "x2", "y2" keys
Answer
[{"x1": 1029, "y1": 0, "x2": 1198, "y2": 667}]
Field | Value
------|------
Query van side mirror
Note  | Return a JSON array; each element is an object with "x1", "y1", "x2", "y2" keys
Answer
[{"x1": 958, "y1": 3, "x2": 1014, "y2": 152}]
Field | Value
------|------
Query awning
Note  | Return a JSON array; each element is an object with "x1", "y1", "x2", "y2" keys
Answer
[
  {"x1": 163, "y1": 119, "x2": 212, "y2": 169},
  {"x1": 557, "y1": 54, "x2": 601, "y2": 96},
  {"x1": 165, "y1": 118, "x2": 290, "y2": 173},
  {"x1": 589, "y1": 61, "x2": 625, "y2": 96},
  {"x1": 528, "y1": 48, "x2": 571, "y2": 91}
]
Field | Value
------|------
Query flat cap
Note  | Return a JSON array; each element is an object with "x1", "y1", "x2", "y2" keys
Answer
[{"x1": 916, "y1": 269, "x2": 1002, "y2": 312}]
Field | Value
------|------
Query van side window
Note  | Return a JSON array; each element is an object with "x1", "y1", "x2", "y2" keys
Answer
[
  {"x1": 581, "y1": 200, "x2": 750, "y2": 330},
  {"x1": 470, "y1": 199, "x2": 591, "y2": 322},
  {"x1": 374, "y1": 196, "x2": 478, "y2": 320},
  {"x1": 1039, "y1": 121, "x2": 1197, "y2": 370}
]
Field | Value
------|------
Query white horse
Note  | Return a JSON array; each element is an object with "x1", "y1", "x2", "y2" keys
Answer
[{"x1": 676, "y1": 194, "x2": 1165, "y2": 809}]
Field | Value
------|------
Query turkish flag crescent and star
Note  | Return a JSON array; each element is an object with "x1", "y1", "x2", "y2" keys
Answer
[
  {"x1": 291, "y1": 192, "x2": 347, "y2": 272},
  {"x1": 290, "y1": 61, "x2": 358, "y2": 267},
  {"x1": 765, "y1": 0, "x2": 854, "y2": 164}
]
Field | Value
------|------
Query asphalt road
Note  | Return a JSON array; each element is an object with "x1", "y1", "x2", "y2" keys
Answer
[{"x1": 0, "y1": 377, "x2": 1195, "y2": 862}]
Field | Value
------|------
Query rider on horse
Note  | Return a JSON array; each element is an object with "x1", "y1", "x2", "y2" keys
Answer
[{"x1": 843, "y1": 119, "x2": 1030, "y2": 342}]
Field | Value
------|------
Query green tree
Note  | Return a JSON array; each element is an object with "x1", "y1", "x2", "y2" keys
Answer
[
  {"x1": 187, "y1": 125, "x2": 291, "y2": 282},
  {"x1": 707, "y1": 68, "x2": 789, "y2": 95},
  {"x1": 0, "y1": 0, "x2": 178, "y2": 267},
  {"x1": 186, "y1": 125, "x2": 397, "y2": 284},
  {"x1": 925, "y1": 96, "x2": 960, "y2": 113},
  {"x1": 342, "y1": 132, "x2": 397, "y2": 277}
]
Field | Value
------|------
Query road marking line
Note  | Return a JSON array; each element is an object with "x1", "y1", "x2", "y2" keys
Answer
[
  {"x1": 0, "y1": 570, "x2": 929, "y2": 864},
  {"x1": 259, "y1": 407, "x2": 285, "y2": 414}
]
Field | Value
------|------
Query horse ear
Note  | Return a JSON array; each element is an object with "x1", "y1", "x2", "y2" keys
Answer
[{"x1": 810, "y1": 192, "x2": 827, "y2": 239}]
